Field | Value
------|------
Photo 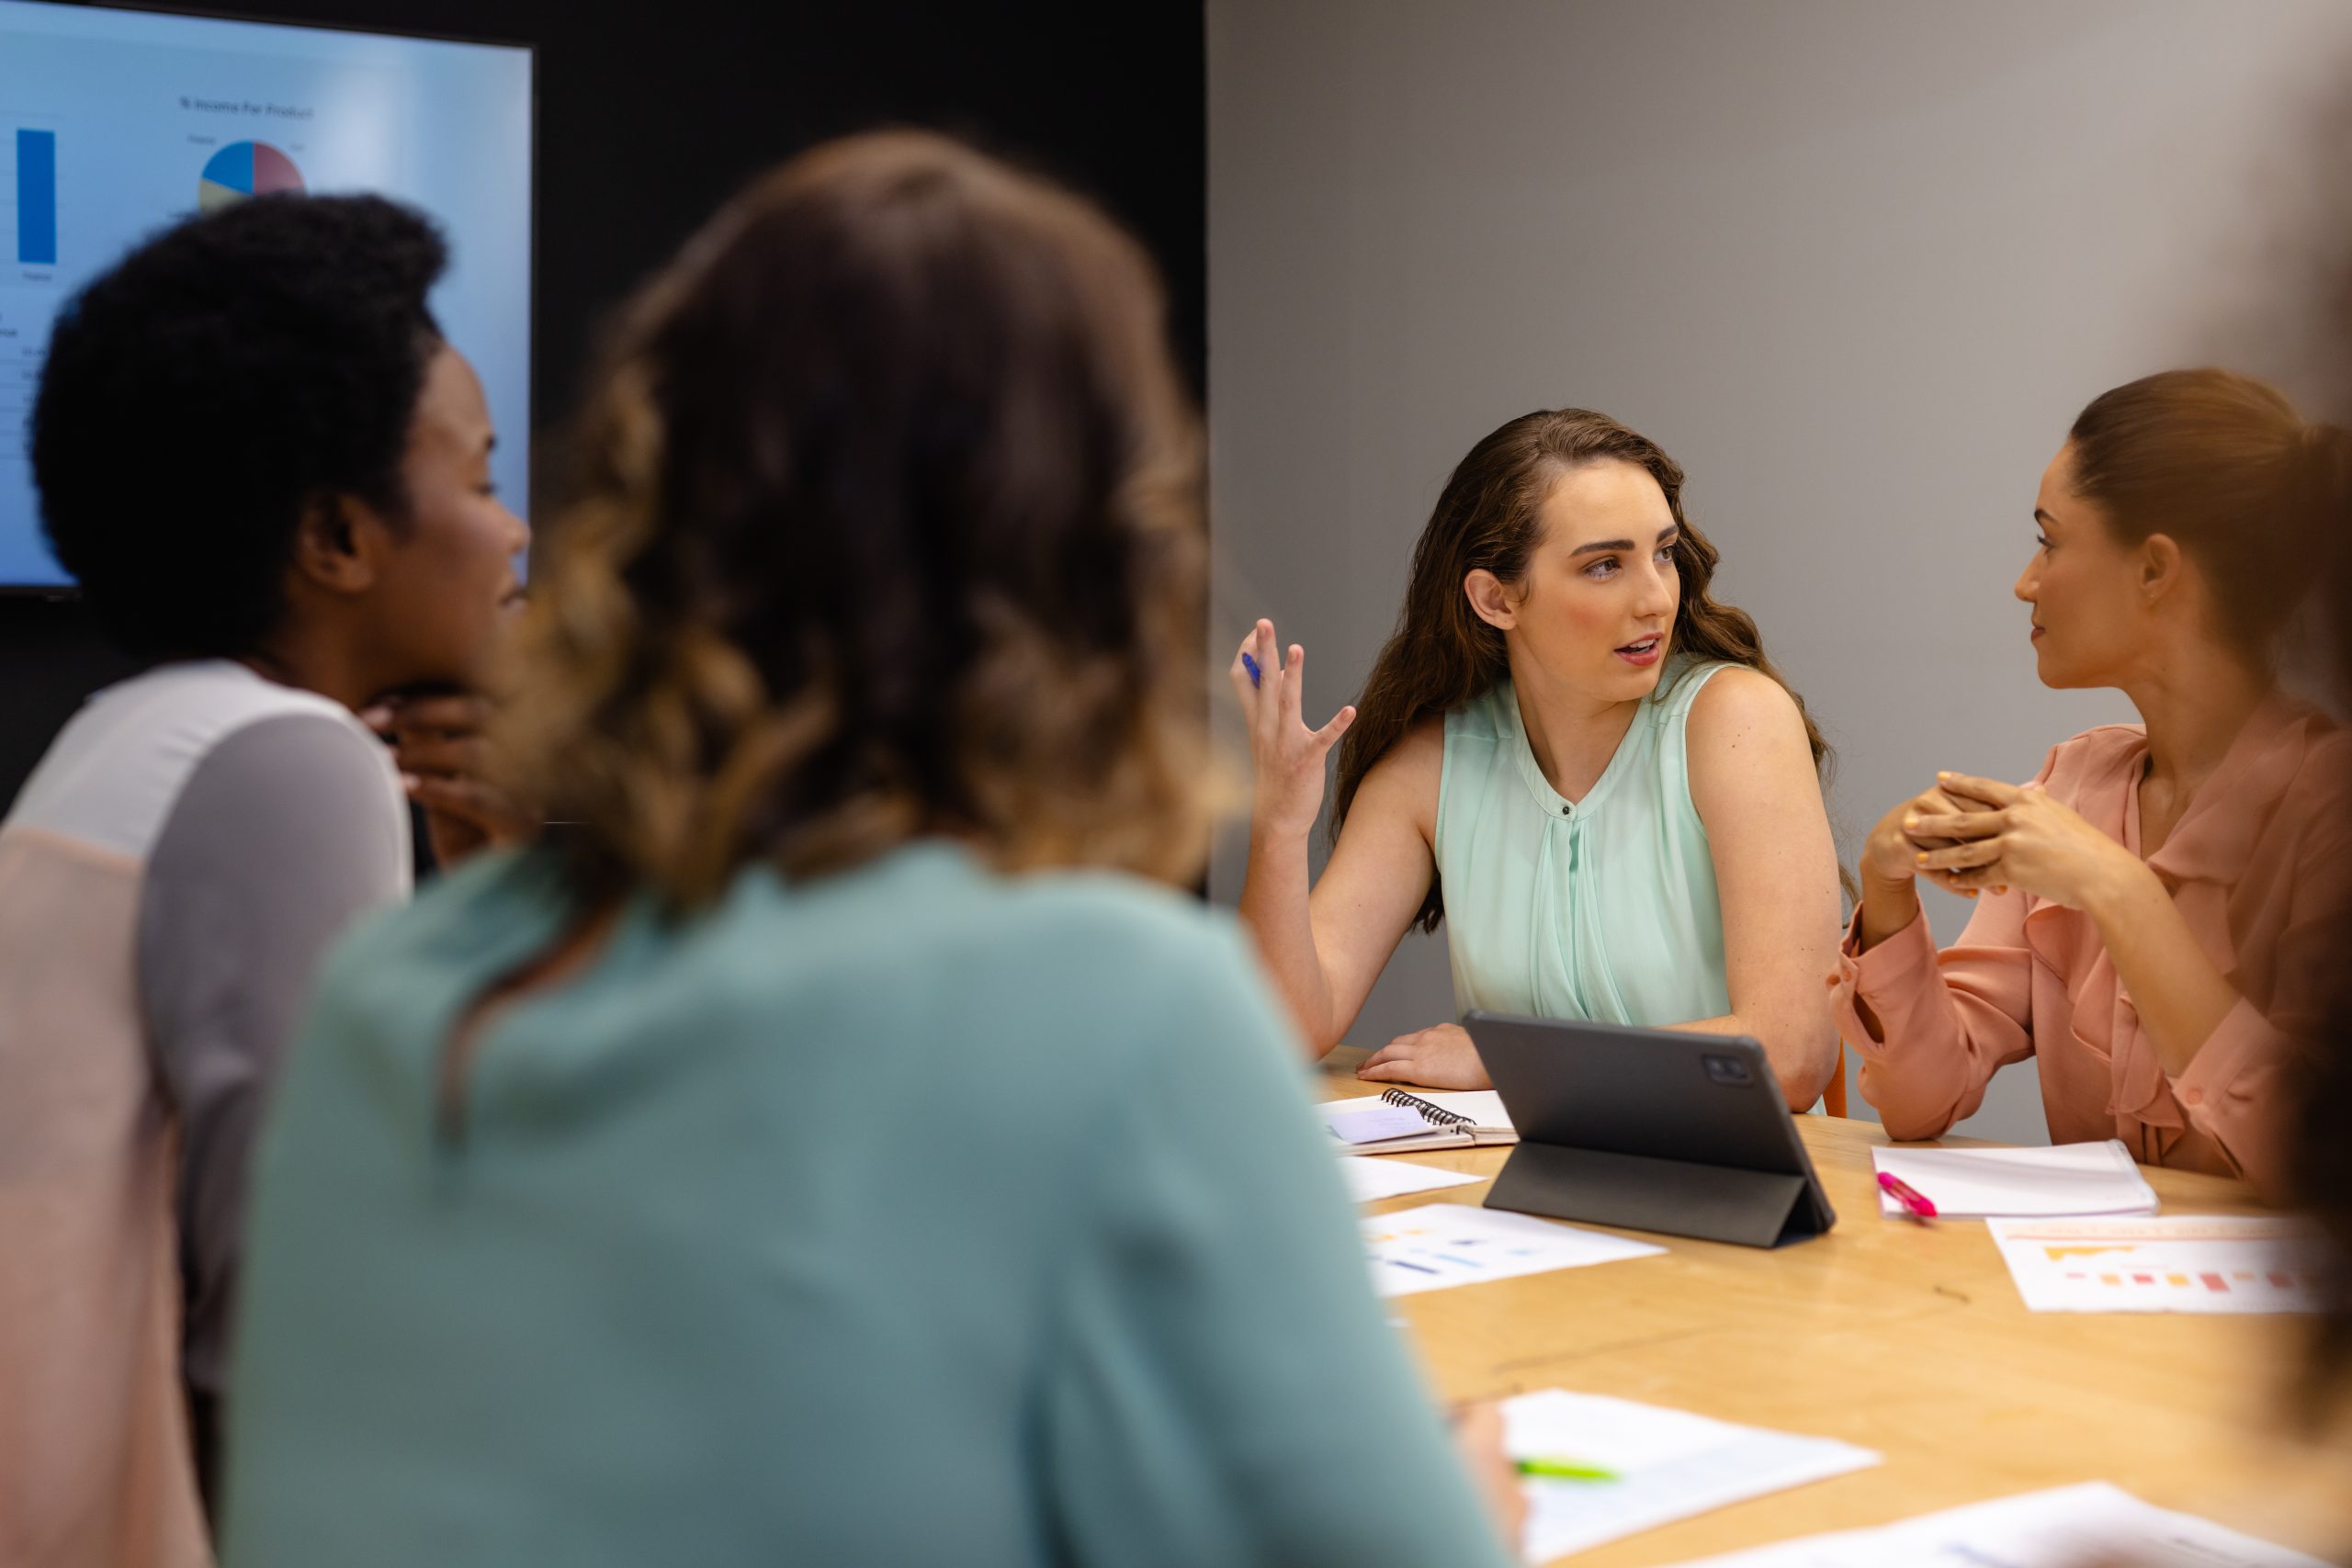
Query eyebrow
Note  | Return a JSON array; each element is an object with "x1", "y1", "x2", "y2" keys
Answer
[{"x1": 1571, "y1": 525, "x2": 1679, "y2": 558}]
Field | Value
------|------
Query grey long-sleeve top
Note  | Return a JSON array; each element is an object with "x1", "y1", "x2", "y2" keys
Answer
[{"x1": 0, "y1": 660, "x2": 410, "y2": 1560}]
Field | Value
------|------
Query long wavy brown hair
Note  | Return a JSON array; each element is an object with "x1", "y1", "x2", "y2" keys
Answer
[
  {"x1": 499, "y1": 131, "x2": 1210, "y2": 908},
  {"x1": 1331, "y1": 408, "x2": 1836, "y2": 932}
]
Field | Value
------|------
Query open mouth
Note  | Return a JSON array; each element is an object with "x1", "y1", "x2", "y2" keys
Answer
[
  {"x1": 1614, "y1": 636, "x2": 1663, "y2": 666},
  {"x1": 2030, "y1": 624, "x2": 2044, "y2": 642}
]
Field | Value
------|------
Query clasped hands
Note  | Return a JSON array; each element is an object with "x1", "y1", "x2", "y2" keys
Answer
[
  {"x1": 1862, "y1": 770, "x2": 2148, "y2": 914},
  {"x1": 1363, "y1": 774, "x2": 2158, "y2": 1088}
]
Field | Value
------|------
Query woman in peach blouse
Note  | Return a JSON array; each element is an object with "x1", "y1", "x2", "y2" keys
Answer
[{"x1": 1842, "y1": 368, "x2": 2352, "y2": 1200}]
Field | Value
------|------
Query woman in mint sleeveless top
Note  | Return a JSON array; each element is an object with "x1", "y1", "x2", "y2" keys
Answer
[
  {"x1": 1230, "y1": 409, "x2": 1843, "y2": 1104},
  {"x1": 1438, "y1": 656, "x2": 1730, "y2": 1025}
]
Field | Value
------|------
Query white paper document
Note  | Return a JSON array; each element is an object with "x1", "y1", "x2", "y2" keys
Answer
[
  {"x1": 1502, "y1": 1389, "x2": 1880, "y2": 1563},
  {"x1": 1871, "y1": 1140, "x2": 2156, "y2": 1219},
  {"x1": 1658, "y1": 1481, "x2": 2328, "y2": 1567},
  {"x1": 1338, "y1": 1157, "x2": 1483, "y2": 1203},
  {"x1": 1988, "y1": 1215, "x2": 2331, "y2": 1314},
  {"x1": 1324, "y1": 1103, "x2": 1441, "y2": 1145},
  {"x1": 1360, "y1": 1203, "x2": 1662, "y2": 1297}
]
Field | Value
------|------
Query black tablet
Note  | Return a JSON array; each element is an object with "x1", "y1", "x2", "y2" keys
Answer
[{"x1": 1464, "y1": 1010, "x2": 1837, "y2": 1248}]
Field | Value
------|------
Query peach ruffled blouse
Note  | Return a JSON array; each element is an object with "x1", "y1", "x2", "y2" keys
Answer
[{"x1": 1835, "y1": 698, "x2": 2352, "y2": 1199}]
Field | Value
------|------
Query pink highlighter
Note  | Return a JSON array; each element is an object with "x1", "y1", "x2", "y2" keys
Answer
[{"x1": 1877, "y1": 1171, "x2": 1938, "y2": 1224}]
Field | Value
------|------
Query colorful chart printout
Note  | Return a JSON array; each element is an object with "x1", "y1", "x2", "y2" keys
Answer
[
  {"x1": 1987, "y1": 1216, "x2": 2330, "y2": 1314},
  {"x1": 1361, "y1": 1203, "x2": 1663, "y2": 1297}
]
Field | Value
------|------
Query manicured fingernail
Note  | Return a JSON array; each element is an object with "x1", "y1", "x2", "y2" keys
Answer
[
  {"x1": 359, "y1": 706, "x2": 391, "y2": 728},
  {"x1": 1914, "y1": 852, "x2": 1928, "y2": 866},
  {"x1": 401, "y1": 772, "x2": 422, "y2": 790},
  {"x1": 1903, "y1": 817, "x2": 1918, "y2": 829}
]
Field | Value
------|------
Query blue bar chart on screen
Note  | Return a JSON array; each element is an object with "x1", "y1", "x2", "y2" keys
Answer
[
  {"x1": 14, "y1": 129, "x2": 54, "y2": 265},
  {"x1": 0, "y1": 118, "x2": 62, "y2": 564},
  {"x1": 0, "y1": 0, "x2": 534, "y2": 589}
]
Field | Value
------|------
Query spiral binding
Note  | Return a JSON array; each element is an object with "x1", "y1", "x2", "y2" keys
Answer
[{"x1": 1378, "y1": 1087, "x2": 1474, "y2": 1130}]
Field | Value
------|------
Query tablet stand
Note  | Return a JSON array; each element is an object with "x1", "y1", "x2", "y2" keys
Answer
[{"x1": 1485, "y1": 1141, "x2": 1828, "y2": 1248}]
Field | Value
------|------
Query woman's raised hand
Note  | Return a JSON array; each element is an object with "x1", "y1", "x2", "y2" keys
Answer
[
  {"x1": 1228, "y1": 619, "x2": 1355, "y2": 839},
  {"x1": 359, "y1": 692, "x2": 542, "y2": 869}
]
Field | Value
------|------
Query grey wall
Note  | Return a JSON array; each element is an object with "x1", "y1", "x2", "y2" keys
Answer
[{"x1": 1206, "y1": 0, "x2": 2352, "y2": 1143}]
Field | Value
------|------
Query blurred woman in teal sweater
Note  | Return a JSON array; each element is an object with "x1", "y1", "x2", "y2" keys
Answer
[{"x1": 219, "y1": 132, "x2": 1520, "y2": 1567}]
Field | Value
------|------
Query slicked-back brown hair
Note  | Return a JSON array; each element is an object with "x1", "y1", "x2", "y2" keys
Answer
[
  {"x1": 502, "y1": 131, "x2": 1209, "y2": 908},
  {"x1": 1331, "y1": 408, "x2": 1836, "y2": 932},
  {"x1": 2068, "y1": 367, "x2": 2352, "y2": 658}
]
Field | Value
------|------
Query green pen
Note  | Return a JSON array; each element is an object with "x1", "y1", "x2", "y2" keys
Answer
[{"x1": 1513, "y1": 1456, "x2": 1620, "y2": 1483}]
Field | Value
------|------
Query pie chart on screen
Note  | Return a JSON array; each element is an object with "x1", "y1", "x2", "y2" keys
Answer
[{"x1": 198, "y1": 141, "x2": 305, "y2": 211}]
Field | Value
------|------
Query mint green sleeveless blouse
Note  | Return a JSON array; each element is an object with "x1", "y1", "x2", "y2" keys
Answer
[{"x1": 1435, "y1": 657, "x2": 1731, "y2": 1025}]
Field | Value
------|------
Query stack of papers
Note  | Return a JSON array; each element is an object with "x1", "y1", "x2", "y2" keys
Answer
[
  {"x1": 1871, "y1": 1141, "x2": 2156, "y2": 1219},
  {"x1": 1360, "y1": 1203, "x2": 1661, "y2": 1296},
  {"x1": 1503, "y1": 1389, "x2": 1880, "y2": 1562},
  {"x1": 1988, "y1": 1215, "x2": 2331, "y2": 1314},
  {"x1": 1660, "y1": 1481, "x2": 2327, "y2": 1566}
]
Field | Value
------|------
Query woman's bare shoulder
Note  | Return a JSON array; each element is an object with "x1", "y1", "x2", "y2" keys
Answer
[
  {"x1": 1352, "y1": 714, "x2": 1445, "y2": 828},
  {"x1": 1686, "y1": 665, "x2": 1807, "y2": 750}
]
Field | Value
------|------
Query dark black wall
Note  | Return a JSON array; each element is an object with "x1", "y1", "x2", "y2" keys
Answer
[{"x1": 1, "y1": 0, "x2": 1205, "y2": 806}]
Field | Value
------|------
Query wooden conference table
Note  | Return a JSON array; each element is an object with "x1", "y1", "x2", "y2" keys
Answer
[{"x1": 1314, "y1": 1049, "x2": 2352, "y2": 1565}]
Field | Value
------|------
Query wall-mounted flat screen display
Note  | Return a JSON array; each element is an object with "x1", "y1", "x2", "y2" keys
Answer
[{"x1": 0, "y1": 0, "x2": 532, "y2": 587}]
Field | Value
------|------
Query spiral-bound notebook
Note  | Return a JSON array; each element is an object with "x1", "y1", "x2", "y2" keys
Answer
[{"x1": 1321, "y1": 1089, "x2": 1518, "y2": 1153}]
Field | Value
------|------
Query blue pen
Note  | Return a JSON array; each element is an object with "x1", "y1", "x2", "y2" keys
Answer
[{"x1": 1242, "y1": 651, "x2": 1262, "y2": 688}]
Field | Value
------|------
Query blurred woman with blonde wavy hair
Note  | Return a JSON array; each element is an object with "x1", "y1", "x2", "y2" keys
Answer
[{"x1": 218, "y1": 132, "x2": 1521, "y2": 1567}]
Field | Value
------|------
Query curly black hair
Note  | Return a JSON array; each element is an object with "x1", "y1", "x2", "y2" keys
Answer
[{"x1": 29, "y1": 193, "x2": 447, "y2": 659}]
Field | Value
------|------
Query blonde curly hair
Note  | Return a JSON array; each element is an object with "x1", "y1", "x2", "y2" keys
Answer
[{"x1": 500, "y1": 131, "x2": 1211, "y2": 908}]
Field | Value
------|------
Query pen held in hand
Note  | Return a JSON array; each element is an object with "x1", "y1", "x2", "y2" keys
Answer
[{"x1": 1241, "y1": 651, "x2": 1261, "y2": 688}]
